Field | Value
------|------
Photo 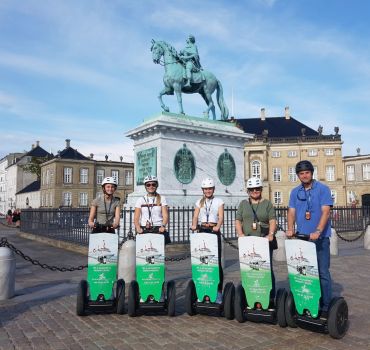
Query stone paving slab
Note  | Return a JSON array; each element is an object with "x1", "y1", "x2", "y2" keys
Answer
[{"x1": 1, "y1": 224, "x2": 370, "y2": 349}]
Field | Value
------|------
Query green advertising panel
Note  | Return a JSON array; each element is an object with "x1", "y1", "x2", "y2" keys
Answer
[
  {"x1": 238, "y1": 236, "x2": 271, "y2": 309},
  {"x1": 174, "y1": 144, "x2": 196, "y2": 184},
  {"x1": 217, "y1": 149, "x2": 236, "y2": 186},
  {"x1": 190, "y1": 232, "x2": 219, "y2": 302},
  {"x1": 87, "y1": 232, "x2": 118, "y2": 301},
  {"x1": 285, "y1": 240, "x2": 321, "y2": 318},
  {"x1": 136, "y1": 234, "x2": 165, "y2": 302},
  {"x1": 136, "y1": 147, "x2": 157, "y2": 185}
]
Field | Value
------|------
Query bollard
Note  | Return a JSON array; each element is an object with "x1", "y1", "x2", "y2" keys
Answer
[
  {"x1": 118, "y1": 238, "x2": 136, "y2": 284},
  {"x1": 364, "y1": 225, "x2": 370, "y2": 250},
  {"x1": 0, "y1": 247, "x2": 16, "y2": 300},
  {"x1": 273, "y1": 230, "x2": 286, "y2": 262},
  {"x1": 330, "y1": 228, "x2": 338, "y2": 256}
]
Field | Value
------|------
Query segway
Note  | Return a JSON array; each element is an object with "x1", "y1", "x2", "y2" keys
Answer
[
  {"x1": 76, "y1": 226, "x2": 125, "y2": 316},
  {"x1": 234, "y1": 236, "x2": 287, "y2": 326},
  {"x1": 284, "y1": 234, "x2": 349, "y2": 339},
  {"x1": 127, "y1": 233, "x2": 176, "y2": 316},
  {"x1": 185, "y1": 231, "x2": 234, "y2": 319}
]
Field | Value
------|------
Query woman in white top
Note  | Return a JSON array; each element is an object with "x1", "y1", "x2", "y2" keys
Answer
[
  {"x1": 134, "y1": 175, "x2": 169, "y2": 242},
  {"x1": 191, "y1": 178, "x2": 224, "y2": 295}
]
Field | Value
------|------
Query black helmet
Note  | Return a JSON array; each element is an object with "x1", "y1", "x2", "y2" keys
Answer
[{"x1": 295, "y1": 160, "x2": 314, "y2": 174}]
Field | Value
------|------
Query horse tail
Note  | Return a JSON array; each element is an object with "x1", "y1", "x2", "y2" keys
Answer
[{"x1": 216, "y1": 79, "x2": 229, "y2": 120}]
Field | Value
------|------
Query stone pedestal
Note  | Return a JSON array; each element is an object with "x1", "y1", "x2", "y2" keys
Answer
[{"x1": 126, "y1": 112, "x2": 253, "y2": 207}]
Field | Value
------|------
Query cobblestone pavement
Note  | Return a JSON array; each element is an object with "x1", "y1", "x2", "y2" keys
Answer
[{"x1": 0, "y1": 224, "x2": 370, "y2": 350}]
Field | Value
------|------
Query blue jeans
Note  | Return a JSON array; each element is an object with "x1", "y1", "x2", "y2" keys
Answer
[{"x1": 314, "y1": 237, "x2": 332, "y2": 311}]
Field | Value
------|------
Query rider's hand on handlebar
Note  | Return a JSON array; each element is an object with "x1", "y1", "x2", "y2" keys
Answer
[
  {"x1": 190, "y1": 225, "x2": 197, "y2": 232},
  {"x1": 309, "y1": 232, "x2": 321, "y2": 241},
  {"x1": 286, "y1": 229, "x2": 294, "y2": 237}
]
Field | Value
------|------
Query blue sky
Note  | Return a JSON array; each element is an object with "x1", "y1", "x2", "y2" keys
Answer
[{"x1": 1, "y1": 0, "x2": 370, "y2": 161}]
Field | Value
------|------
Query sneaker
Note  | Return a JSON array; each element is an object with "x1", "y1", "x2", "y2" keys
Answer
[
  {"x1": 267, "y1": 298, "x2": 275, "y2": 311},
  {"x1": 320, "y1": 310, "x2": 329, "y2": 320},
  {"x1": 215, "y1": 292, "x2": 223, "y2": 304}
]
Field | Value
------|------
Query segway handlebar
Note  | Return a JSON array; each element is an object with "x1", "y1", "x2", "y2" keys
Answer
[{"x1": 294, "y1": 232, "x2": 310, "y2": 241}]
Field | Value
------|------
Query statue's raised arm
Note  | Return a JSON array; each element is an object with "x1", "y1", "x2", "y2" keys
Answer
[{"x1": 151, "y1": 36, "x2": 229, "y2": 120}]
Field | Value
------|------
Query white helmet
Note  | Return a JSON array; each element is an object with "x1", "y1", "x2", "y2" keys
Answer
[
  {"x1": 102, "y1": 177, "x2": 117, "y2": 187},
  {"x1": 144, "y1": 175, "x2": 158, "y2": 185},
  {"x1": 201, "y1": 177, "x2": 215, "y2": 188},
  {"x1": 246, "y1": 177, "x2": 263, "y2": 189}
]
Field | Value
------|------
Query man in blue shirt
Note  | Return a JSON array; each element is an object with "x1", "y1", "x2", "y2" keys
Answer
[{"x1": 287, "y1": 160, "x2": 333, "y2": 318}]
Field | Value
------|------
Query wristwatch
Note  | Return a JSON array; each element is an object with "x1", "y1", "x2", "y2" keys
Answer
[{"x1": 315, "y1": 228, "x2": 322, "y2": 235}]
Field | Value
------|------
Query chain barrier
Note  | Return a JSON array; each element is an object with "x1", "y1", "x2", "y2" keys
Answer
[
  {"x1": 221, "y1": 234, "x2": 239, "y2": 250},
  {"x1": 335, "y1": 230, "x2": 366, "y2": 243},
  {"x1": 0, "y1": 237, "x2": 87, "y2": 272}
]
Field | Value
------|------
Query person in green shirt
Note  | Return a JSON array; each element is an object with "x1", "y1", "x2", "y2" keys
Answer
[{"x1": 235, "y1": 177, "x2": 277, "y2": 303}]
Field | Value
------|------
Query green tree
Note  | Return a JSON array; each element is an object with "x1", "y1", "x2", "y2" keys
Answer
[{"x1": 21, "y1": 156, "x2": 50, "y2": 181}]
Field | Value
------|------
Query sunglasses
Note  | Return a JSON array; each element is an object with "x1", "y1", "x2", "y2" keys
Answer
[
  {"x1": 248, "y1": 188, "x2": 262, "y2": 192},
  {"x1": 145, "y1": 183, "x2": 158, "y2": 188}
]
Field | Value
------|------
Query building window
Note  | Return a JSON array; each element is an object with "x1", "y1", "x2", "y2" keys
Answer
[
  {"x1": 363, "y1": 164, "x2": 370, "y2": 180},
  {"x1": 326, "y1": 165, "x2": 335, "y2": 181},
  {"x1": 274, "y1": 191, "x2": 282, "y2": 205},
  {"x1": 271, "y1": 151, "x2": 281, "y2": 158},
  {"x1": 251, "y1": 160, "x2": 261, "y2": 179},
  {"x1": 63, "y1": 192, "x2": 72, "y2": 207},
  {"x1": 125, "y1": 170, "x2": 133, "y2": 186},
  {"x1": 112, "y1": 170, "x2": 119, "y2": 185},
  {"x1": 41, "y1": 171, "x2": 45, "y2": 186},
  {"x1": 313, "y1": 166, "x2": 318, "y2": 180},
  {"x1": 330, "y1": 190, "x2": 337, "y2": 205},
  {"x1": 325, "y1": 148, "x2": 334, "y2": 156},
  {"x1": 79, "y1": 192, "x2": 88, "y2": 207},
  {"x1": 288, "y1": 150, "x2": 297, "y2": 158},
  {"x1": 80, "y1": 168, "x2": 88, "y2": 184},
  {"x1": 273, "y1": 168, "x2": 281, "y2": 182},
  {"x1": 97, "y1": 169, "x2": 104, "y2": 184},
  {"x1": 46, "y1": 170, "x2": 50, "y2": 185},
  {"x1": 346, "y1": 165, "x2": 355, "y2": 181},
  {"x1": 308, "y1": 149, "x2": 318, "y2": 157},
  {"x1": 347, "y1": 190, "x2": 356, "y2": 204},
  {"x1": 50, "y1": 193, "x2": 53, "y2": 207},
  {"x1": 64, "y1": 167, "x2": 72, "y2": 184},
  {"x1": 288, "y1": 167, "x2": 297, "y2": 182}
]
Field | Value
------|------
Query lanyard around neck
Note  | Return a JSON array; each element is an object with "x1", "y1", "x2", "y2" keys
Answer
[
  {"x1": 204, "y1": 197, "x2": 213, "y2": 223},
  {"x1": 104, "y1": 197, "x2": 113, "y2": 222}
]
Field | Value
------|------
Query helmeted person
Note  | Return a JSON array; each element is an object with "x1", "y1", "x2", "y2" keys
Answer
[
  {"x1": 287, "y1": 160, "x2": 333, "y2": 319},
  {"x1": 191, "y1": 177, "x2": 224, "y2": 302},
  {"x1": 235, "y1": 177, "x2": 277, "y2": 305},
  {"x1": 179, "y1": 34, "x2": 201, "y2": 87},
  {"x1": 88, "y1": 177, "x2": 121, "y2": 233},
  {"x1": 134, "y1": 175, "x2": 169, "y2": 242}
]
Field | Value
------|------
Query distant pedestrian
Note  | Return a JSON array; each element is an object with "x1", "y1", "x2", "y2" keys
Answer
[
  {"x1": 6, "y1": 209, "x2": 12, "y2": 225},
  {"x1": 12, "y1": 209, "x2": 21, "y2": 227}
]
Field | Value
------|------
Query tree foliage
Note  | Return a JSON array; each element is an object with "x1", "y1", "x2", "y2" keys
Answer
[{"x1": 21, "y1": 156, "x2": 50, "y2": 181}]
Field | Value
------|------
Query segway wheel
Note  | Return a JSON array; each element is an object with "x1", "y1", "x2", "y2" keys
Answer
[
  {"x1": 185, "y1": 280, "x2": 197, "y2": 316},
  {"x1": 223, "y1": 282, "x2": 235, "y2": 320},
  {"x1": 234, "y1": 284, "x2": 247, "y2": 323},
  {"x1": 128, "y1": 280, "x2": 139, "y2": 317},
  {"x1": 76, "y1": 280, "x2": 88, "y2": 316},
  {"x1": 276, "y1": 288, "x2": 287, "y2": 327},
  {"x1": 285, "y1": 292, "x2": 297, "y2": 328},
  {"x1": 166, "y1": 280, "x2": 176, "y2": 317},
  {"x1": 116, "y1": 279, "x2": 126, "y2": 314},
  {"x1": 327, "y1": 297, "x2": 349, "y2": 339}
]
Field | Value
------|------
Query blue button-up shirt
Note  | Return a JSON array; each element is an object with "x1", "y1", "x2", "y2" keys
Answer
[{"x1": 289, "y1": 180, "x2": 333, "y2": 237}]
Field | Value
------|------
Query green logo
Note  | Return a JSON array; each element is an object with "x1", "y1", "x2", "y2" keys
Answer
[
  {"x1": 217, "y1": 149, "x2": 236, "y2": 186},
  {"x1": 174, "y1": 144, "x2": 196, "y2": 184},
  {"x1": 136, "y1": 147, "x2": 157, "y2": 185}
]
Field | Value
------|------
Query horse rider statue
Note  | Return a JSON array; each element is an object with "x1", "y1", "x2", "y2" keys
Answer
[{"x1": 179, "y1": 35, "x2": 202, "y2": 87}]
